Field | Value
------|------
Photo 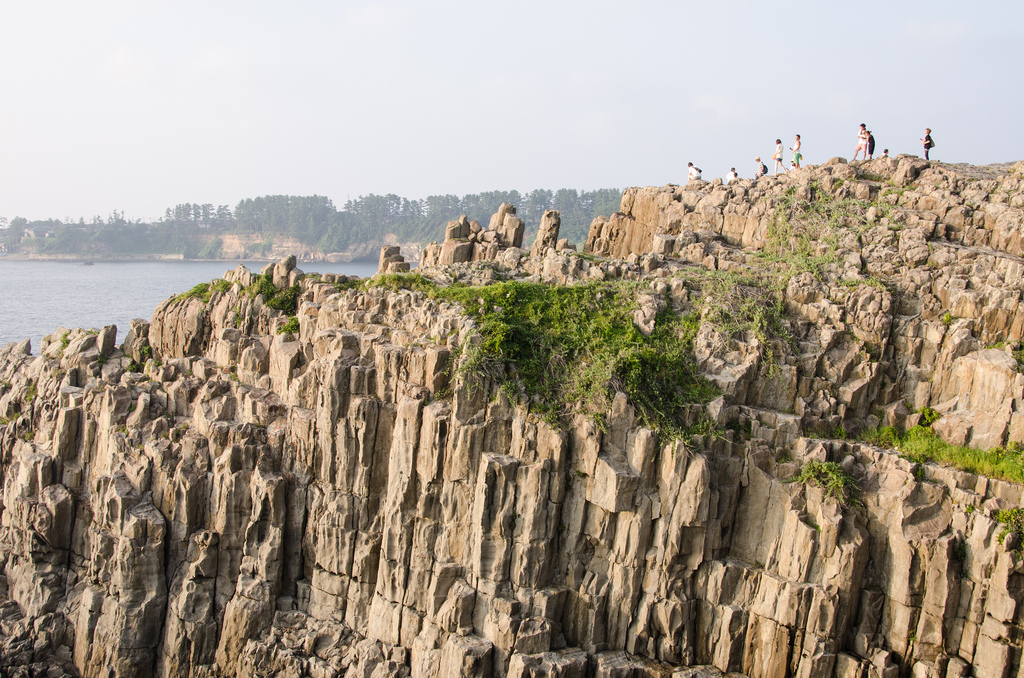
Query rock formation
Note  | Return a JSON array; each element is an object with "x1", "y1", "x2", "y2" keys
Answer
[{"x1": 0, "y1": 159, "x2": 1022, "y2": 678}]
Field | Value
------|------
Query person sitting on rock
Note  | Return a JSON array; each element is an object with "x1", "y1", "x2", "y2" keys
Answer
[
  {"x1": 687, "y1": 162, "x2": 702, "y2": 181},
  {"x1": 754, "y1": 157, "x2": 768, "y2": 179},
  {"x1": 726, "y1": 167, "x2": 739, "y2": 183},
  {"x1": 882, "y1": 148, "x2": 889, "y2": 158}
]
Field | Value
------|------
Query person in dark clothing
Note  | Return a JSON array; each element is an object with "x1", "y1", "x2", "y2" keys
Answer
[
  {"x1": 920, "y1": 128, "x2": 935, "y2": 160},
  {"x1": 867, "y1": 131, "x2": 876, "y2": 159}
]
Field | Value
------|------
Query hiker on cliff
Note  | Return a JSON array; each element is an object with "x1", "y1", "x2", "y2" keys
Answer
[
  {"x1": 882, "y1": 149, "x2": 889, "y2": 158},
  {"x1": 867, "y1": 131, "x2": 876, "y2": 159},
  {"x1": 920, "y1": 128, "x2": 935, "y2": 160},
  {"x1": 772, "y1": 139, "x2": 787, "y2": 174},
  {"x1": 687, "y1": 162, "x2": 702, "y2": 181},
  {"x1": 790, "y1": 134, "x2": 802, "y2": 168},
  {"x1": 754, "y1": 157, "x2": 767, "y2": 179},
  {"x1": 853, "y1": 123, "x2": 869, "y2": 161},
  {"x1": 726, "y1": 167, "x2": 739, "y2": 184}
]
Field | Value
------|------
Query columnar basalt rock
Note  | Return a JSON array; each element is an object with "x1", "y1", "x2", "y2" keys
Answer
[
  {"x1": 378, "y1": 245, "x2": 411, "y2": 275},
  {"x1": 421, "y1": 204, "x2": 536, "y2": 269},
  {"x1": 0, "y1": 160, "x2": 1022, "y2": 678},
  {"x1": 530, "y1": 210, "x2": 561, "y2": 259}
]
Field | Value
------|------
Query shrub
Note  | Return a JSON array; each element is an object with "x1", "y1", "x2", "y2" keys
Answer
[
  {"x1": 246, "y1": 274, "x2": 301, "y2": 315},
  {"x1": 786, "y1": 460, "x2": 861, "y2": 507},
  {"x1": 996, "y1": 508, "x2": 1024, "y2": 551},
  {"x1": 279, "y1": 317, "x2": 300, "y2": 334}
]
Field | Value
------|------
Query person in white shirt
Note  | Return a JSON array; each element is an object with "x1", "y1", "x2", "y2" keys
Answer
[
  {"x1": 687, "y1": 162, "x2": 702, "y2": 181},
  {"x1": 772, "y1": 139, "x2": 787, "y2": 174},
  {"x1": 726, "y1": 167, "x2": 739, "y2": 183},
  {"x1": 790, "y1": 134, "x2": 802, "y2": 168},
  {"x1": 853, "y1": 123, "x2": 869, "y2": 161}
]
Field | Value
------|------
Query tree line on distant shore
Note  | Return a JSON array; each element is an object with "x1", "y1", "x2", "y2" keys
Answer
[{"x1": 1, "y1": 188, "x2": 621, "y2": 259}]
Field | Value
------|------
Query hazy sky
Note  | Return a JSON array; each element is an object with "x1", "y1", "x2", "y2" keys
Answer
[{"x1": 1, "y1": 1, "x2": 1020, "y2": 221}]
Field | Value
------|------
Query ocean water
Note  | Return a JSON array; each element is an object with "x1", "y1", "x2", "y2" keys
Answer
[{"x1": 0, "y1": 259, "x2": 379, "y2": 351}]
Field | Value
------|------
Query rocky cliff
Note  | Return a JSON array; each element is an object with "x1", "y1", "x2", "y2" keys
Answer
[{"x1": 0, "y1": 158, "x2": 1022, "y2": 678}]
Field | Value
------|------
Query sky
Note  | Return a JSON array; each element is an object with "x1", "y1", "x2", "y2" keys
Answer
[{"x1": 1, "y1": 0, "x2": 1021, "y2": 222}]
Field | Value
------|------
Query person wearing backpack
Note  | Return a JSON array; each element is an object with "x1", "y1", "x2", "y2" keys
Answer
[
  {"x1": 754, "y1": 157, "x2": 768, "y2": 179},
  {"x1": 687, "y1": 162, "x2": 702, "y2": 181},
  {"x1": 920, "y1": 128, "x2": 935, "y2": 160}
]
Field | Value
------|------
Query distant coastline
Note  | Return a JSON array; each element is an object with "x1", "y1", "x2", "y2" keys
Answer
[{"x1": 0, "y1": 251, "x2": 380, "y2": 264}]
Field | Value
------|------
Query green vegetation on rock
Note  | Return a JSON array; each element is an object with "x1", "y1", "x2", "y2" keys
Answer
[
  {"x1": 786, "y1": 460, "x2": 862, "y2": 507},
  {"x1": 860, "y1": 425, "x2": 1024, "y2": 484},
  {"x1": 245, "y1": 274, "x2": 301, "y2": 315},
  {"x1": 369, "y1": 273, "x2": 718, "y2": 435},
  {"x1": 176, "y1": 279, "x2": 231, "y2": 303},
  {"x1": 996, "y1": 508, "x2": 1024, "y2": 550}
]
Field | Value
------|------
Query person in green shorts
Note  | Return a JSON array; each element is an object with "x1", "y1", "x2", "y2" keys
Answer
[{"x1": 790, "y1": 134, "x2": 802, "y2": 168}]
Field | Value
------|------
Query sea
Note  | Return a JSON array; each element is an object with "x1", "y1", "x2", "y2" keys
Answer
[{"x1": 0, "y1": 259, "x2": 380, "y2": 352}]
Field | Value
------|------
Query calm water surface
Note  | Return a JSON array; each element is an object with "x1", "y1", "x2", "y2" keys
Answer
[{"x1": 0, "y1": 260, "x2": 378, "y2": 351}]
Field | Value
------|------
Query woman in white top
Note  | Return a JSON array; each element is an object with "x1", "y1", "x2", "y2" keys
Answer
[
  {"x1": 772, "y1": 139, "x2": 786, "y2": 174},
  {"x1": 687, "y1": 162, "x2": 702, "y2": 181},
  {"x1": 853, "y1": 124, "x2": 869, "y2": 161}
]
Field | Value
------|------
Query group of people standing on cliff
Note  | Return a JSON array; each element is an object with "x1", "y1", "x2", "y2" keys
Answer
[{"x1": 692, "y1": 125, "x2": 936, "y2": 184}]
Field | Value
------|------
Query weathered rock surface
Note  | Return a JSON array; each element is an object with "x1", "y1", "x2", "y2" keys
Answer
[{"x1": 0, "y1": 159, "x2": 1022, "y2": 678}]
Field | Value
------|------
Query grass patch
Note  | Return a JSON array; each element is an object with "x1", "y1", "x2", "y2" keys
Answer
[
  {"x1": 785, "y1": 460, "x2": 862, "y2": 507},
  {"x1": 335, "y1": 278, "x2": 367, "y2": 292},
  {"x1": 175, "y1": 279, "x2": 230, "y2": 303},
  {"x1": 860, "y1": 425, "x2": 1024, "y2": 484},
  {"x1": 24, "y1": 381, "x2": 37, "y2": 404},
  {"x1": 368, "y1": 274, "x2": 719, "y2": 436}
]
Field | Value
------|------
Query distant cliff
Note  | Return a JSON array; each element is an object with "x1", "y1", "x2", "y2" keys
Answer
[{"x1": 0, "y1": 158, "x2": 1021, "y2": 678}]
